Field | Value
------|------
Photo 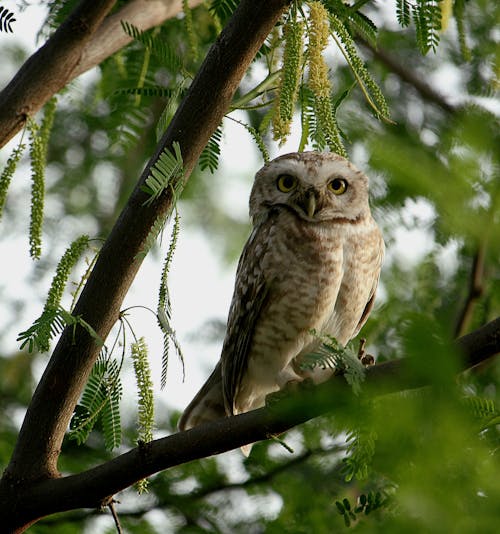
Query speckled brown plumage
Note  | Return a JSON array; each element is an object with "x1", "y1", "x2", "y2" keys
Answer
[{"x1": 178, "y1": 151, "x2": 384, "y2": 433}]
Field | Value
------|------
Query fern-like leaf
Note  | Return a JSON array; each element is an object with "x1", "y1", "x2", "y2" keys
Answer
[
  {"x1": 396, "y1": 0, "x2": 411, "y2": 27},
  {"x1": 0, "y1": 6, "x2": 16, "y2": 33},
  {"x1": 100, "y1": 367, "x2": 123, "y2": 450},
  {"x1": 17, "y1": 307, "x2": 67, "y2": 353},
  {"x1": 343, "y1": 424, "x2": 377, "y2": 481},
  {"x1": 413, "y1": 0, "x2": 442, "y2": 54},
  {"x1": 142, "y1": 141, "x2": 184, "y2": 206},
  {"x1": 199, "y1": 126, "x2": 223, "y2": 173},
  {"x1": 114, "y1": 86, "x2": 174, "y2": 98},
  {"x1": 301, "y1": 332, "x2": 366, "y2": 395},
  {"x1": 209, "y1": 0, "x2": 238, "y2": 23},
  {"x1": 120, "y1": 21, "x2": 182, "y2": 71},
  {"x1": 157, "y1": 210, "x2": 184, "y2": 388},
  {"x1": 69, "y1": 354, "x2": 122, "y2": 449}
]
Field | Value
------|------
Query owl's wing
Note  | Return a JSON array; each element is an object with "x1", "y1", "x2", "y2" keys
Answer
[
  {"x1": 177, "y1": 362, "x2": 225, "y2": 430},
  {"x1": 220, "y1": 220, "x2": 272, "y2": 416},
  {"x1": 352, "y1": 233, "x2": 385, "y2": 338}
]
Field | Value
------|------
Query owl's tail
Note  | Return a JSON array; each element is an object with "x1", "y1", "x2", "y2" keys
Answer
[{"x1": 178, "y1": 363, "x2": 227, "y2": 431}]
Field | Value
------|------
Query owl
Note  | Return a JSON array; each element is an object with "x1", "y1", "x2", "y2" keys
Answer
[{"x1": 178, "y1": 151, "x2": 384, "y2": 439}]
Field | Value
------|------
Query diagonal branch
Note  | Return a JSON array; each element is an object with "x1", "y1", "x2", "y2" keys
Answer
[
  {"x1": 73, "y1": 0, "x2": 204, "y2": 79},
  {"x1": 0, "y1": 0, "x2": 117, "y2": 148},
  {"x1": 2, "y1": 0, "x2": 290, "y2": 486},
  {"x1": 0, "y1": 0, "x2": 203, "y2": 148},
  {"x1": 2, "y1": 317, "x2": 499, "y2": 530},
  {"x1": 454, "y1": 243, "x2": 486, "y2": 337},
  {"x1": 358, "y1": 38, "x2": 457, "y2": 115}
]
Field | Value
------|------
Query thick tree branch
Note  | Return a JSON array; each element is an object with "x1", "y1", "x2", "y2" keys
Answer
[
  {"x1": 1, "y1": 317, "x2": 499, "y2": 531},
  {"x1": 0, "y1": 0, "x2": 117, "y2": 148},
  {"x1": 73, "y1": 0, "x2": 204, "y2": 79},
  {"x1": 2, "y1": 0, "x2": 290, "y2": 488},
  {"x1": 0, "y1": 0, "x2": 203, "y2": 148}
]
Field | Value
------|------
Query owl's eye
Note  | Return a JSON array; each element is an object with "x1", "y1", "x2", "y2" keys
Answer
[
  {"x1": 328, "y1": 178, "x2": 348, "y2": 195},
  {"x1": 276, "y1": 174, "x2": 297, "y2": 193}
]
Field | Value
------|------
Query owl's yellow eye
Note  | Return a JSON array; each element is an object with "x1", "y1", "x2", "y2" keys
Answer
[
  {"x1": 328, "y1": 178, "x2": 348, "y2": 195},
  {"x1": 276, "y1": 174, "x2": 297, "y2": 193}
]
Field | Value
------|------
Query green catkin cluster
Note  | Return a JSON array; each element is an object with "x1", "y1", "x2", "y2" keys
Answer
[
  {"x1": 27, "y1": 97, "x2": 57, "y2": 260},
  {"x1": 132, "y1": 337, "x2": 154, "y2": 494},
  {"x1": 453, "y1": 0, "x2": 472, "y2": 61},
  {"x1": 273, "y1": 16, "x2": 304, "y2": 143},
  {"x1": 183, "y1": 0, "x2": 199, "y2": 61},
  {"x1": 307, "y1": 2, "x2": 346, "y2": 157},
  {"x1": 132, "y1": 337, "x2": 154, "y2": 443},
  {"x1": 329, "y1": 12, "x2": 391, "y2": 122},
  {"x1": 0, "y1": 142, "x2": 26, "y2": 220},
  {"x1": 45, "y1": 235, "x2": 90, "y2": 311},
  {"x1": 28, "y1": 118, "x2": 44, "y2": 260}
]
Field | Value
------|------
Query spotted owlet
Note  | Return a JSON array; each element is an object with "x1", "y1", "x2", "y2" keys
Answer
[{"x1": 179, "y1": 151, "x2": 384, "y2": 435}]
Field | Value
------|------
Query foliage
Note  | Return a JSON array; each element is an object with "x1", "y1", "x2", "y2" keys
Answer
[
  {"x1": 69, "y1": 350, "x2": 123, "y2": 451},
  {"x1": 157, "y1": 209, "x2": 184, "y2": 389},
  {"x1": 1, "y1": 0, "x2": 500, "y2": 532}
]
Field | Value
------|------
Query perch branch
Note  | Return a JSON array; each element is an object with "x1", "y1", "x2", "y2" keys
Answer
[{"x1": 2, "y1": 316, "x2": 499, "y2": 531}]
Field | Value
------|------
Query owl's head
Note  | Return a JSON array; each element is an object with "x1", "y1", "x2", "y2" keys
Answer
[{"x1": 249, "y1": 152, "x2": 371, "y2": 223}]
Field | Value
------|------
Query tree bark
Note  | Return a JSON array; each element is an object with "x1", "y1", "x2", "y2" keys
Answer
[
  {"x1": 0, "y1": 0, "x2": 203, "y2": 148},
  {"x1": 0, "y1": 0, "x2": 117, "y2": 148}
]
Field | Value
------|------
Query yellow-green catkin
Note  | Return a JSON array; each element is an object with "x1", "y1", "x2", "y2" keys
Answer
[
  {"x1": 308, "y1": 1, "x2": 331, "y2": 98},
  {"x1": 307, "y1": 1, "x2": 346, "y2": 157},
  {"x1": 273, "y1": 16, "x2": 304, "y2": 143},
  {"x1": 132, "y1": 336, "x2": 154, "y2": 494},
  {"x1": 440, "y1": 0, "x2": 453, "y2": 30}
]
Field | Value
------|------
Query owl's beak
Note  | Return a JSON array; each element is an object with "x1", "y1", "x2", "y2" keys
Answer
[{"x1": 303, "y1": 189, "x2": 317, "y2": 218}]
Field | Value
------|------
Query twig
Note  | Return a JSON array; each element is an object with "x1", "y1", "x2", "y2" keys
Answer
[
  {"x1": 108, "y1": 500, "x2": 123, "y2": 534},
  {"x1": 358, "y1": 37, "x2": 457, "y2": 115},
  {"x1": 454, "y1": 244, "x2": 486, "y2": 337}
]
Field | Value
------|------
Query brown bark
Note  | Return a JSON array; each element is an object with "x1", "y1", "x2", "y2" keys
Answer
[
  {"x1": 0, "y1": 0, "x2": 117, "y2": 148},
  {"x1": 0, "y1": 0, "x2": 203, "y2": 148}
]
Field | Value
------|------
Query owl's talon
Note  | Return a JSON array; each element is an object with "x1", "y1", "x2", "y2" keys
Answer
[{"x1": 358, "y1": 338, "x2": 375, "y2": 367}]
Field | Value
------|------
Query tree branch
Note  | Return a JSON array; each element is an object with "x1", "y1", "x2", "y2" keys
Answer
[
  {"x1": 73, "y1": 0, "x2": 204, "y2": 79},
  {"x1": 0, "y1": 0, "x2": 117, "y2": 148},
  {"x1": 2, "y1": 317, "x2": 499, "y2": 530},
  {"x1": 0, "y1": 0, "x2": 204, "y2": 148},
  {"x1": 454, "y1": 243, "x2": 486, "y2": 337},
  {"x1": 2, "y1": 0, "x2": 290, "y2": 490},
  {"x1": 358, "y1": 38, "x2": 457, "y2": 115}
]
